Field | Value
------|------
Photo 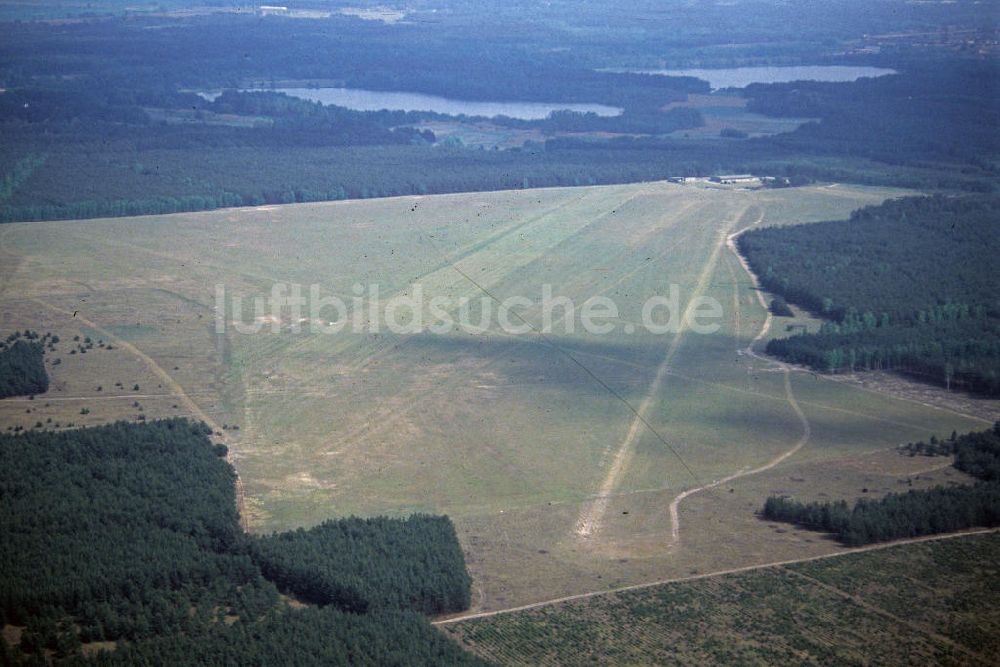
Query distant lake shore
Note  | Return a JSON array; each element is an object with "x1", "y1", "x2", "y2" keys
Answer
[
  {"x1": 199, "y1": 87, "x2": 624, "y2": 120},
  {"x1": 606, "y1": 65, "x2": 897, "y2": 90}
]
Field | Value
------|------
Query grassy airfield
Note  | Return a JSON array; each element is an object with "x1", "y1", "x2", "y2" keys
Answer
[{"x1": 0, "y1": 181, "x2": 989, "y2": 609}]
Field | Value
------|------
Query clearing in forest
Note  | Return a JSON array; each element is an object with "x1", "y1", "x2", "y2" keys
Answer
[{"x1": 0, "y1": 181, "x2": 987, "y2": 610}]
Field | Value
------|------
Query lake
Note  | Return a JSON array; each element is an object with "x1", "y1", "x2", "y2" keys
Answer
[
  {"x1": 617, "y1": 65, "x2": 896, "y2": 90},
  {"x1": 259, "y1": 87, "x2": 623, "y2": 120}
]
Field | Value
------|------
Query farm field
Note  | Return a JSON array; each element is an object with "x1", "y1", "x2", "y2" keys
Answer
[
  {"x1": 443, "y1": 530, "x2": 1000, "y2": 666},
  {"x1": 0, "y1": 181, "x2": 990, "y2": 610}
]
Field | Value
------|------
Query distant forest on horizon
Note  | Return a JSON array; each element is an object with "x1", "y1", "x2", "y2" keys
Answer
[
  {"x1": 0, "y1": 1, "x2": 996, "y2": 222},
  {"x1": 1, "y1": 3, "x2": 999, "y2": 663}
]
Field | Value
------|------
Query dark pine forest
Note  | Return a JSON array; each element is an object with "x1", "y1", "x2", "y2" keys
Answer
[
  {"x1": 0, "y1": 419, "x2": 480, "y2": 665},
  {"x1": 0, "y1": 337, "x2": 48, "y2": 398},
  {"x1": 763, "y1": 423, "x2": 1000, "y2": 546},
  {"x1": 738, "y1": 195, "x2": 1000, "y2": 394}
]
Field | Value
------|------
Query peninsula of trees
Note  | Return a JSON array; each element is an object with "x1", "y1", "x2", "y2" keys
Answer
[
  {"x1": 762, "y1": 423, "x2": 1000, "y2": 545},
  {"x1": 738, "y1": 195, "x2": 1000, "y2": 394}
]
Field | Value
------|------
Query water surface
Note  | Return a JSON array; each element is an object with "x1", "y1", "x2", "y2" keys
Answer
[
  {"x1": 265, "y1": 87, "x2": 624, "y2": 119},
  {"x1": 619, "y1": 65, "x2": 896, "y2": 90}
]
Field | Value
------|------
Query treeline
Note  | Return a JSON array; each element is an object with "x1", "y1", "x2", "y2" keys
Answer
[
  {"x1": 493, "y1": 106, "x2": 705, "y2": 135},
  {"x1": 253, "y1": 516, "x2": 471, "y2": 615},
  {"x1": 0, "y1": 419, "x2": 477, "y2": 664},
  {"x1": 7, "y1": 135, "x2": 983, "y2": 224},
  {"x1": 77, "y1": 607, "x2": 486, "y2": 666},
  {"x1": 0, "y1": 192, "x2": 256, "y2": 223},
  {"x1": 206, "y1": 90, "x2": 437, "y2": 146},
  {"x1": 763, "y1": 484, "x2": 1000, "y2": 547},
  {"x1": 902, "y1": 424, "x2": 1000, "y2": 481},
  {"x1": 738, "y1": 195, "x2": 1000, "y2": 394},
  {"x1": 0, "y1": 14, "x2": 703, "y2": 109},
  {"x1": 0, "y1": 14, "x2": 995, "y2": 223},
  {"x1": 0, "y1": 143, "x2": 989, "y2": 227},
  {"x1": 745, "y1": 61, "x2": 999, "y2": 171},
  {"x1": 0, "y1": 333, "x2": 49, "y2": 398},
  {"x1": 0, "y1": 140, "x2": 763, "y2": 223},
  {"x1": 762, "y1": 423, "x2": 1000, "y2": 546},
  {"x1": 767, "y1": 317, "x2": 1000, "y2": 394}
]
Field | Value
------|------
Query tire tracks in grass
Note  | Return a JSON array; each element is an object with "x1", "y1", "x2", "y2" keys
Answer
[
  {"x1": 662, "y1": 227, "x2": 811, "y2": 547},
  {"x1": 259, "y1": 197, "x2": 715, "y2": 527},
  {"x1": 322, "y1": 196, "x2": 704, "y2": 466},
  {"x1": 241, "y1": 190, "x2": 623, "y2": 442},
  {"x1": 296, "y1": 186, "x2": 680, "y2": 473},
  {"x1": 231, "y1": 187, "x2": 656, "y2": 524},
  {"x1": 262, "y1": 187, "x2": 603, "y2": 368},
  {"x1": 574, "y1": 203, "x2": 759, "y2": 541},
  {"x1": 567, "y1": 341, "x2": 941, "y2": 434}
]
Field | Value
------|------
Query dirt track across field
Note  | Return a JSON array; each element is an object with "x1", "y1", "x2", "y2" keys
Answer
[
  {"x1": 435, "y1": 527, "x2": 999, "y2": 625},
  {"x1": 32, "y1": 298, "x2": 250, "y2": 532}
]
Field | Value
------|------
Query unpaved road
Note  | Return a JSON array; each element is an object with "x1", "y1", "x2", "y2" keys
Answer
[
  {"x1": 574, "y1": 206, "x2": 758, "y2": 541},
  {"x1": 32, "y1": 298, "x2": 249, "y2": 531},
  {"x1": 435, "y1": 527, "x2": 999, "y2": 625},
  {"x1": 661, "y1": 225, "x2": 811, "y2": 547}
]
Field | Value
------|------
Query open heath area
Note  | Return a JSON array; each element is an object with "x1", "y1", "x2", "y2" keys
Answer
[{"x1": 0, "y1": 181, "x2": 989, "y2": 610}]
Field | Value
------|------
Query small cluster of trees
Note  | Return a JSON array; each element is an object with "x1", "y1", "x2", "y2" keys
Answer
[
  {"x1": 252, "y1": 515, "x2": 472, "y2": 615},
  {"x1": 762, "y1": 485, "x2": 1000, "y2": 547},
  {"x1": 763, "y1": 423, "x2": 1000, "y2": 545},
  {"x1": 902, "y1": 423, "x2": 1000, "y2": 481},
  {"x1": 0, "y1": 333, "x2": 49, "y2": 398},
  {"x1": 492, "y1": 106, "x2": 705, "y2": 136},
  {"x1": 769, "y1": 297, "x2": 794, "y2": 317}
]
